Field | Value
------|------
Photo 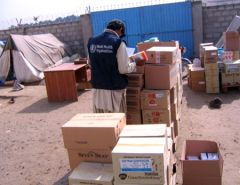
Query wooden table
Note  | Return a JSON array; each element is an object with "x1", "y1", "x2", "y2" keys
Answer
[{"x1": 44, "y1": 63, "x2": 87, "y2": 102}]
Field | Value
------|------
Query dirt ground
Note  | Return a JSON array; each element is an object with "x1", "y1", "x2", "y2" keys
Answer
[{"x1": 0, "y1": 80, "x2": 240, "y2": 185}]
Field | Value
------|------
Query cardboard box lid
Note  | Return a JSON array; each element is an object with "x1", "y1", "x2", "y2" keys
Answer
[
  {"x1": 181, "y1": 140, "x2": 223, "y2": 177},
  {"x1": 119, "y1": 124, "x2": 167, "y2": 138},
  {"x1": 112, "y1": 137, "x2": 166, "y2": 154},
  {"x1": 69, "y1": 162, "x2": 113, "y2": 184},
  {"x1": 147, "y1": 46, "x2": 177, "y2": 53},
  {"x1": 204, "y1": 46, "x2": 218, "y2": 51},
  {"x1": 62, "y1": 113, "x2": 126, "y2": 150}
]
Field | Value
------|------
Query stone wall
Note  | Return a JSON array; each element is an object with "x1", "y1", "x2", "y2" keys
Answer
[
  {"x1": 0, "y1": 17, "x2": 91, "y2": 57},
  {"x1": 203, "y1": 3, "x2": 240, "y2": 44}
]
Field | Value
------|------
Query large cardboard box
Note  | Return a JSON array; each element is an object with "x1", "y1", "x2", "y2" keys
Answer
[
  {"x1": 62, "y1": 113, "x2": 126, "y2": 150},
  {"x1": 224, "y1": 31, "x2": 240, "y2": 51},
  {"x1": 112, "y1": 137, "x2": 168, "y2": 185},
  {"x1": 67, "y1": 149, "x2": 112, "y2": 169},
  {"x1": 146, "y1": 46, "x2": 178, "y2": 64},
  {"x1": 141, "y1": 89, "x2": 170, "y2": 110},
  {"x1": 137, "y1": 41, "x2": 179, "y2": 52},
  {"x1": 181, "y1": 140, "x2": 223, "y2": 185},
  {"x1": 119, "y1": 124, "x2": 167, "y2": 138},
  {"x1": 68, "y1": 162, "x2": 113, "y2": 185},
  {"x1": 203, "y1": 46, "x2": 218, "y2": 63},
  {"x1": 145, "y1": 63, "x2": 177, "y2": 90},
  {"x1": 142, "y1": 109, "x2": 171, "y2": 126},
  {"x1": 127, "y1": 74, "x2": 144, "y2": 88},
  {"x1": 126, "y1": 110, "x2": 142, "y2": 124}
]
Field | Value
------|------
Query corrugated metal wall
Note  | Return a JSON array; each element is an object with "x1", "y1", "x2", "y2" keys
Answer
[{"x1": 90, "y1": 2, "x2": 193, "y2": 58}]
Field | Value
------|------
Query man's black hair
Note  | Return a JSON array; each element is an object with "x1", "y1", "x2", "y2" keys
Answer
[{"x1": 107, "y1": 19, "x2": 125, "y2": 37}]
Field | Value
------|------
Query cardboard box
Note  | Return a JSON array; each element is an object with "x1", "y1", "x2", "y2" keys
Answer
[
  {"x1": 141, "y1": 89, "x2": 170, "y2": 110},
  {"x1": 127, "y1": 74, "x2": 144, "y2": 88},
  {"x1": 127, "y1": 97, "x2": 141, "y2": 110},
  {"x1": 146, "y1": 46, "x2": 178, "y2": 64},
  {"x1": 126, "y1": 110, "x2": 142, "y2": 124},
  {"x1": 190, "y1": 67, "x2": 205, "y2": 81},
  {"x1": 126, "y1": 87, "x2": 141, "y2": 99},
  {"x1": 112, "y1": 137, "x2": 168, "y2": 185},
  {"x1": 234, "y1": 73, "x2": 240, "y2": 85},
  {"x1": 203, "y1": 46, "x2": 218, "y2": 63},
  {"x1": 181, "y1": 140, "x2": 223, "y2": 185},
  {"x1": 224, "y1": 31, "x2": 240, "y2": 51},
  {"x1": 221, "y1": 73, "x2": 234, "y2": 86},
  {"x1": 132, "y1": 64, "x2": 145, "y2": 74},
  {"x1": 192, "y1": 81, "x2": 206, "y2": 92},
  {"x1": 62, "y1": 113, "x2": 126, "y2": 150},
  {"x1": 224, "y1": 61, "x2": 240, "y2": 74},
  {"x1": 68, "y1": 162, "x2": 113, "y2": 185},
  {"x1": 119, "y1": 124, "x2": 167, "y2": 138},
  {"x1": 137, "y1": 41, "x2": 179, "y2": 52},
  {"x1": 145, "y1": 63, "x2": 177, "y2": 90},
  {"x1": 200, "y1": 43, "x2": 213, "y2": 67},
  {"x1": 67, "y1": 149, "x2": 112, "y2": 169},
  {"x1": 222, "y1": 51, "x2": 240, "y2": 63},
  {"x1": 142, "y1": 109, "x2": 171, "y2": 126}
]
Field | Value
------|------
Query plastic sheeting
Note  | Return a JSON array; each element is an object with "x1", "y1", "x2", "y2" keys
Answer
[
  {"x1": 0, "y1": 50, "x2": 10, "y2": 82},
  {"x1": 13, "y1": 51, "x2": 44, "y2": 83},
  {"x1": 0, "y1": 34, "x2": 70, "y2": 83}
]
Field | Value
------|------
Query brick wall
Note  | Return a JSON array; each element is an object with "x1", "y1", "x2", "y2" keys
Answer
[
  {"x1": 203, "y1": 3, "x2": 240, "y2": 44},
  {"x1": 0, "y1": 20, "x2": 87, "y2": 57}
]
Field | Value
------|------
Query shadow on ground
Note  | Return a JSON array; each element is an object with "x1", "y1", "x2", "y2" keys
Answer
[
  {"x1": 18, "y1": 90, "x2": 90, "y2": 113},
  {"x1": 53, "y1": 171, "x2": 71, "y2": 185},
  {"x1": 183, "y1": 80, "x2": 240, "y2": 109}
]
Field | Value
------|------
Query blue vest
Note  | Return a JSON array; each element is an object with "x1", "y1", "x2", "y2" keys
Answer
[{"x1": 87, "y1": 31, "x2": 128, "y2": 90}]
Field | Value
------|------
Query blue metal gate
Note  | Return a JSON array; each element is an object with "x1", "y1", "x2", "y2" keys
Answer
[{"x1": 90, "y1": 1, "x2": 193, "y2": 58}]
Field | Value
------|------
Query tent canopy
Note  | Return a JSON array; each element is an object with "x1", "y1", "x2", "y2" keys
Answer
[{"x1": 0, "y1": 33, "x2": 71, "y2": 83}]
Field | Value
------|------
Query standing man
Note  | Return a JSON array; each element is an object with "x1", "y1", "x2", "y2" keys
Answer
[{"x1": 87, "y1": 19, "x2": 136, "y2": 113}]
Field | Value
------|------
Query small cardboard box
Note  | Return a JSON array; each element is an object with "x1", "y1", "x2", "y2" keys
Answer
[
  {"x1": 119, "y1": 124, "x2": 167, "y2": 138},
  {"x1": 192, "y1": 81, "x2": 206, "y2": 92},
  {"x1": 142, "y1": 109, "x2": 171, "y2": 126},
  {"x1": 112, "y1": 137, "x2": 168, "y2": 185},
  {"x1": 67, "y1": 149, "x2": 112, "y2": 169},
  {"x1": 127, "y1": 74, "x2": 144, "y2": 88},
  {"x1": 221, "y1": 73, "x2": 234, "y2": 86},
  {"x1": 181, "y1": 140, "x2": 223, "y2": 185},
  {"x1": 141, "y1": 89, "x2": 170, "y2": 110},
  {"x1": 62, "y1": 113, "x2": 126, "y2": 150},
  {"x1": 146, "y1": 46, "x2": 178, "y2": 64},
  {"x1": 190, "y1": 67, "x2": 205, "y2": 81},
  {"x1": 224, "y1": 31, "x2": 240, "y2": 51},
  {"x1": 145, "y1": 63, "x2": 177, "y2": 90},
  {"x1": 68, "y1": 162, "x2": 113, "y2": 185},
  {"x1": 126, "y1": 109, "x2": 142, "y2": 124}
]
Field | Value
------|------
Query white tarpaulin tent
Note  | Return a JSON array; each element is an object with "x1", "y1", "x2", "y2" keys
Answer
[{"x1": 0, "y1": 33, "x2": 71, "y2": 83}]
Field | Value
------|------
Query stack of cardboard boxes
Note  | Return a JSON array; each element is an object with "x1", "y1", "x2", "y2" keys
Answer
[
  {"x1": 62, "y1": 114, "x2": 177, "y2": 185},
  {"x1": 126, "y1": 41, "x2": 183, "y2": 139},
  {"x1": 221, "y1": 31, "x2": 240, "y2": 91},
  {"x1": 61, "y1": 113, "x2": 126, "y2": 170},
  {"x1": 138, "y1": 41, "x2": 182, "y2": 139}
]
